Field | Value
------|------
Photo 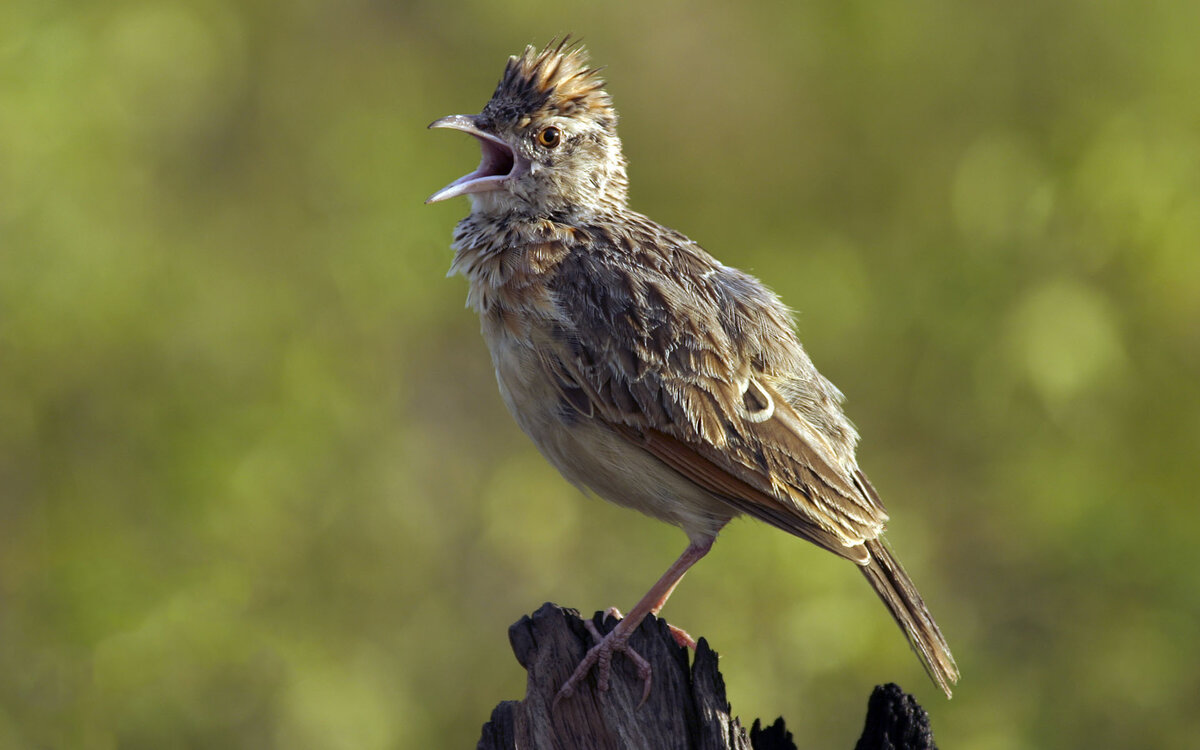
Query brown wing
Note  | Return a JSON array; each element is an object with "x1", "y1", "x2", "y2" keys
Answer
[
  {"x1": 543, "y1": 223, "x2": 888, "y2": 563},
  {"x1": 612, "y1": 421, "x2": 869, "y2": 562}
]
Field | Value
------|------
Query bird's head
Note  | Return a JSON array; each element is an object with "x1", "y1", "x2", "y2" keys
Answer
[{"x1": 426, "y1": 41, "x2": 628, "y2": 217}]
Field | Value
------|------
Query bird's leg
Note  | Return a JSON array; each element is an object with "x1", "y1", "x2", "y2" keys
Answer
[
  {"x1": 647, "y1": 563, "x2": 700, "y2": 649},
  {"x1": 555, "y1": 534, "x2": 717, "y2": 708},
  {"x1": 604, "y1": 573, "x2": 700, "y2": 648}
]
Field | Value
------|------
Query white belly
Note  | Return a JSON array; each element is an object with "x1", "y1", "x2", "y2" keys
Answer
[{"x1": 485, "y1": 328, "x2": 735, "y2": 541}]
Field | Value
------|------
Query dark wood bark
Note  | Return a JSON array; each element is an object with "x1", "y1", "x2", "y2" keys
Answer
[
  {"x1": 477, "y1": 603, "x2": 938, "y2": 750},
  {"x1": 853, "y1": 683, "x2": 939, "y2": 750}
]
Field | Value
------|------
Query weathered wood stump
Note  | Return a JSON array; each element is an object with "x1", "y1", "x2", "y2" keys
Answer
[{"x1": 477, "y1": 603, "x2": 938, "y2": 750}]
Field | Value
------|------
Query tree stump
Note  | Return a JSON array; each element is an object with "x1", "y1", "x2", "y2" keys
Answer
[{"x1": 477, "y1": 603, "x2": 939, "y2": 750}]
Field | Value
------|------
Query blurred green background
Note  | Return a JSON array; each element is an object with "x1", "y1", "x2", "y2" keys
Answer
[{"x1": 3, "y1": 0, "x2": 1198, "y2": 747}]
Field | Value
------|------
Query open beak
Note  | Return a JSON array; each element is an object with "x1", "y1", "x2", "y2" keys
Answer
[{"x1": 425, "y1": 115, "x2": 526, "y2": 204}]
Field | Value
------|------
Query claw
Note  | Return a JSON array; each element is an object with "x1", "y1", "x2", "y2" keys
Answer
[{"x1": 666, "y1": 624, "x2": 697, "y2": 650}]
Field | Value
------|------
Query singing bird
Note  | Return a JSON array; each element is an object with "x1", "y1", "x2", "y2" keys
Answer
[{"x1": 426, "y1": 40, "x2": 958, "y2": 702}]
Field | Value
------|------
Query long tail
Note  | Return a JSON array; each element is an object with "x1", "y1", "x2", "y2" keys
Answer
[{"x1": 860, "y1": 538, "x2": 959, "y2": 698}]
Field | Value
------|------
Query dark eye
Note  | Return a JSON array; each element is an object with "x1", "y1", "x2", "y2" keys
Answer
[{"x1": 536, "y1": 126, "x2": 561, "y2": 148}]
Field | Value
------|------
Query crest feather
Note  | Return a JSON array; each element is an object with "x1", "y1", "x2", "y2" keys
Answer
[{"x1": 487, "y1": 38, "x2": 612, "y2": 121}]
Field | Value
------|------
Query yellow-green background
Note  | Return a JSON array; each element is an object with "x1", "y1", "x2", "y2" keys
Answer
[{"x1": 3, "y1": 1, "x2": 1198, "y2": 747}]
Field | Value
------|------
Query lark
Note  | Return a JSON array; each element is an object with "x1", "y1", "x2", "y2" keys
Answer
[{"x1": 426, "y1": 40, "x2": 958, "y2": 703}]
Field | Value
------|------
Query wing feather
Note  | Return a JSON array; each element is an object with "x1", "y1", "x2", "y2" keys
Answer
[{"x1": 543, "y1": 220, "x2": 890, "y2": 559}]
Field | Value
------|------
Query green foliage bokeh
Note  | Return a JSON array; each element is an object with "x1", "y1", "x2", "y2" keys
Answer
[{"x1": 2, "y1": 1, "x2": 1198, "y2": 747}]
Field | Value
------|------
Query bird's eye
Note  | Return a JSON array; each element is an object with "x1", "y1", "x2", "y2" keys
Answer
[{"x1": 536, "y1": 126, "x2": 561, "y2": 148}]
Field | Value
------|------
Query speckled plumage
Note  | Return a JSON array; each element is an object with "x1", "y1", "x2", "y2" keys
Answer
[{"x1": 429, "y1": 40, "x2": 958, "y2": 699}]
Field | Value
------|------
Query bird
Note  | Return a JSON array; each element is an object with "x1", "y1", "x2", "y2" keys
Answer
[{"x1": 426, "y1": 39, "x2": 959, "y2": 704}]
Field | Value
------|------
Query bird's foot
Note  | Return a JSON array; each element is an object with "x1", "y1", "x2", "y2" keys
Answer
[
  {"x1": 603, "y1": 606, "x2": 697, "y2": 650},
  {"x1": 554, "y1": 614, "x2": 652, "y2": 708}
]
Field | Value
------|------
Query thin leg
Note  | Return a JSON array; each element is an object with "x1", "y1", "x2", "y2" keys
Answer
[
  {"x1": 554, "y1": 534, "x2": 717, "y2": 708},
  {"x1": 601, "y1": 606, "x2": 696, "y2": 650}
]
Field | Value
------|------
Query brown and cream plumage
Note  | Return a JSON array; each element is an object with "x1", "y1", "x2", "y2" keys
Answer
[{"x1": 427, "y1": 40, "x2": 959, "y2": 702}]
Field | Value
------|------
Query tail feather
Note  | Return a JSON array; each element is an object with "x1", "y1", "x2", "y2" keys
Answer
[{"x1": 860, "y1": 538, "x2": 959, "y2": 698}]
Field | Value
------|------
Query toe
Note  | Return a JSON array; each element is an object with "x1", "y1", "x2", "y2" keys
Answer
[{"x1": 555, "y1": 620, "x2": 654, "y2": 706}]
